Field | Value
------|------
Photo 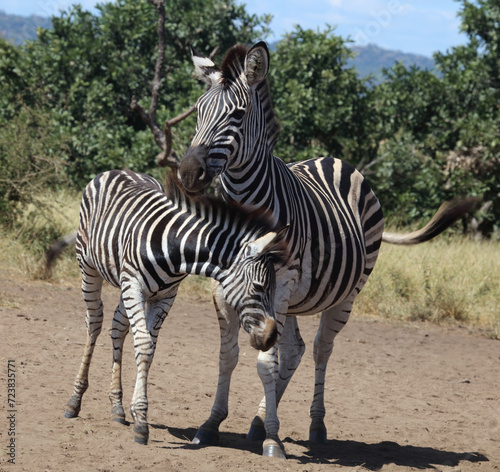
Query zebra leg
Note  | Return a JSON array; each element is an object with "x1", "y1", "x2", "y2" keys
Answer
[
  {"x1": 247, "y1": 315, "x2": 305, "y2": 442},
  {"x1": 309, "y1": 300, "x2": 353, "y2": 444},
  {"x1": 109, "y1": 298, "x2": 129, "y2": 424},
  {"x1": 65, "y1": 267, "x2": 104, "y2": 418},
  {"x1": 123, "y1": 284, "x2": 151, "y2": 445},
  {"x1": 256, "y1": 338, "x2": 286, "y2": 459},
  {"x1": 193, "y1": 283, "x2": 240, "y2": 446},
  {"x1": 128, "y1": 293, "x2": 174, "y2": 445}
]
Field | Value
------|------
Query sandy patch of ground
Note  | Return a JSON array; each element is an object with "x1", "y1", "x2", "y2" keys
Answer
[{"x1": 0, "y1": 275, "x2": 498, "y2": 471}]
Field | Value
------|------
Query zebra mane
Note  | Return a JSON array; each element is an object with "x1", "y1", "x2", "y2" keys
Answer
[
  {"x1": 220, "y1": 43, "x2": 248, "y2": 85},
  {"x1": 220, "y1": 43, "x2": 281, "y2": 153},
  {"x1": 164, "y1": 173, "x2": 289, "y2": 261}
]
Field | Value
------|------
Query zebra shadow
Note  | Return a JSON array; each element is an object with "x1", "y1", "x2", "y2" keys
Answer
[
  {"x1": 154, "y1": 424, "x2": 266, "y2": 455},
  {"x1": 284, "y1": 437, "x2": 488, "y2": 470},
  {"x1": 156, "y1": 425, "x2": 488, "y2": 470}
]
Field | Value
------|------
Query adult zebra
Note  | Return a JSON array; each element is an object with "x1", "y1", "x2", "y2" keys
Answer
[
  {"x1": 178, "y1": 42, "x2": 477, "y2": 458},
  {"x1": 64, "y1": 169, "x2": 289, "y2": 445}
]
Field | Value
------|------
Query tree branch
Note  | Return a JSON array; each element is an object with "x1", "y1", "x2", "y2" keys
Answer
[
  {"x1": 130, "y1": 95, "x2": 167, "y2": 152},
  {"x1": 148, "y1": 0, "x2": 166, "y2": 124},
  {"x1": 358, "y1": 152, "x2": 388, "y2": 176},
  {"x1": 131, "y1": 2, "x2": 220, "y2": 170},
  {"x1": 130, "y1": 0, "x2": 181, "y2": 169}
]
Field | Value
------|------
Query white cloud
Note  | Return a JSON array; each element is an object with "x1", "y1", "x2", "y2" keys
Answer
[{"x1": 430, "y1": 9, "x2": 459, "y2": 22}]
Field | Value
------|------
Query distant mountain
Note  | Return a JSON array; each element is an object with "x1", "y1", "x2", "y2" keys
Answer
[
  {"x1": 348, "y1": 43, "x2": 435, "y2": 80},
  {"x1": 2, "y1": 11, "x2": 435, "y2": 80},
  {"x1": 268, "y1": 41, "x2": 434, "y2": 82},
  {"x1": 0, "y1": 10, "x2": 52, "y2": 45}
]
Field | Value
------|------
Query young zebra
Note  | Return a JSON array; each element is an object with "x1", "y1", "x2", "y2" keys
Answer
[
  {"x1": 178, "y1": 42, "x2": 478, "y2": 458},
  {"x1": 64, "y1": 169, "x2": 288, "y2": 445}
]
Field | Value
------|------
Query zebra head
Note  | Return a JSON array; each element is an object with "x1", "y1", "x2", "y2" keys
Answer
[
  {"x1": 179, "y1": 41, "x2": 272, "y2": 194},
  {"x1": 220, "y1": 227, "x2": 288, "y2": 352}
]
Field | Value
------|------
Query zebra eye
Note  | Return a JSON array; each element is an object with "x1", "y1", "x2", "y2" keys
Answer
[
  {"x1": 253, "y1": 282, "x2": 265, "y2": 291},
  {"x1": 232, "y1": 109, "x2": 245, "y2": 120}
]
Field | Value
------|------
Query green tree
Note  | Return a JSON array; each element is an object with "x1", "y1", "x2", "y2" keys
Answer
[
  {"x1": 368, "y1": 63, "x2": 450, "y2": 222},
  {"x1": 0, "y1": 100, "x2": 69, "y2": 226},
  {"x1": 373, "y1": 63, "x2": 445, "y2": 146},
  {"x1": 432, "y1": 0, "x2": 499, "y2": 234},
  {"x1": 368, "y1": 1, "x2": 499, "y2": 231},
  {"x1": 269, "y1": 26, "x2": 377, "y2": 168},
  {"x1": 21, "y1": 0, "x2": 271, "y2": 185},
  {"x1": 0, "y1": 38, "x2": 70, "y2": 227},
  {"x1": 0, "y1": 37, "x2": 32, "y2": 120}
]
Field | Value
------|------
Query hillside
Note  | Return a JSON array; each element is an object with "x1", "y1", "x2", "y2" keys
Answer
[
  {"x1": 348, "y1": 43, "x2": 435, "y2": 79},
  {"x1": 0, "y1": 10, "x2": 52, "y2": 45}
]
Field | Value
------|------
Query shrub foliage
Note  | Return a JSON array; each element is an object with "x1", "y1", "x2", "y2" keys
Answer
[{"x1": 0, "y1": 0, "x2": 499, "y2": 235}]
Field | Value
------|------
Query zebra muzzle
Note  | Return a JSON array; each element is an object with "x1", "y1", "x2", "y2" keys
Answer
[
  {"x1": 179, "y1": 145, "x2": 214, "y2": 194},
  {"x1": 248, "y1": 318, "x2": 277, "y2": 352}
]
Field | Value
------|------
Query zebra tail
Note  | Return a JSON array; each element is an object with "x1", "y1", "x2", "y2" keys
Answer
[
  {"x1": 381, "y1": 197, "x2": 481, "y2": 245},
  {"x1": 45, "y1": 230, "x2": 77, "y2": 275}
]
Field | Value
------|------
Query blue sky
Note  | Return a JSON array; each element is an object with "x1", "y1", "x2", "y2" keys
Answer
[
  {"x1": 2, "y1": 0, "x2": 468, "y2": 57},
  {"x1": 246, "y1": 0, "x2": 468, "y2": 57}
]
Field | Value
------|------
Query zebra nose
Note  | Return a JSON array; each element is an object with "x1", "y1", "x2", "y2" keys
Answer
[
  {"x1": 179, "y1": 145, "x2": 212, "y2": 193},
  {"x1": 249, "y1": 318, "x2": 277, "y2": 352}
]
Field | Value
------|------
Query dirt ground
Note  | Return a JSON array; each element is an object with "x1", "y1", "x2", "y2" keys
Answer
[{"x1": 0, "y1": 274, "x2": 499, "y2": 472}]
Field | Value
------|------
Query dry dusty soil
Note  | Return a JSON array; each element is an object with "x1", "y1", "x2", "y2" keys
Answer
[{"x1": 0, "y1": 275, "x2": 499, "y2": 472}]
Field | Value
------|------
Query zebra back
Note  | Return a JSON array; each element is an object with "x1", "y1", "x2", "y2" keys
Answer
[{"x1": 76, "y1": 170, "x2": 289, "y2": 293}]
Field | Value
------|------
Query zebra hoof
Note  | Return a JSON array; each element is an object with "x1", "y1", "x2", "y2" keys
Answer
[
  {"x1": 134, "y1": 435, "x2": 148, "y2": 445},
  {"x1": 133, "y1": 432, "x2": 148, "y2": 445},
  {"x1": 65, "y1": 395, "x2": 82, "y2": 418},
  {"x1": 111, "y1": 406, "x2": 126, "y2": 424},
  {"x1": 133, "y1": 424, "x2": 149, "y2": 445},
  {"x1": 246, "y1": 423, "x2": 266, "y2": 441},
  {"x1": 64, "y1": 407, "x2": 79, "y2": 419},
  {"x1": 309, "y1": 426, "x2": 327, "y2": 444},
  {"x1": 111, "y1": 414, "x2": 127, "y2": 425},
  {"x1": 192, "y1": 428, "x2": 219, "y2": 446},
  {"x1": 262, "y1": 441, "x2": 286, "y2": 459}
]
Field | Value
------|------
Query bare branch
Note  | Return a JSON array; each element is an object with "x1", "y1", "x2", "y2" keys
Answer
[
  {"x1": 131, "y1": 0, "x2": 180, "y2": 169},
  {"x1": 168, "y1": 105, "x2": 197, "y2": 127},
  {"x1": 156, "y1": 151, "x2": 181, "y2": 168},
  {"x1": 156, "y1": 106, "x2": 196, "y2": 167},
  {"x1": 209, "y1": 45, "x2": 220, "y2": 60},
  {"x1": 130, "y1": 95, "x2": 167, "y2": 152},
  {"x1": 148, "y1": 0, "x2": 166, "y2": 124},
  {"x1": 155, "y1": 45, "x2": 219, "y2": 167},
  {"x1": 358, "y1": 152, "x2": 388, "y2": 176},
  {"x1": 131, "y1": 3, "x2": 220, "y2": 170}
]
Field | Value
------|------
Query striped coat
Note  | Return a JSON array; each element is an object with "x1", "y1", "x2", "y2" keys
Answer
[
  {"x1": 65, "y1": 169, "x2": 288, "y2": 445},
  {"x1": 179, "y1": 42, "x2": 476, "y2": 458}
]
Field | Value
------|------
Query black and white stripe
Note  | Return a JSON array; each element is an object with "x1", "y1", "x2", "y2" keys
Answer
[
  {"x1": 179, "y1": 42, "x2": 476, "y2": 458},
  {"x1": 64, "y1": 169, "x2": 288, "y2": 445}
]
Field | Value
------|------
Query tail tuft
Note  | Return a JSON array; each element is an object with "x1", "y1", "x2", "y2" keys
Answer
[{"x1": 382, "y1": 197, "x2": 481, "y2": 245}]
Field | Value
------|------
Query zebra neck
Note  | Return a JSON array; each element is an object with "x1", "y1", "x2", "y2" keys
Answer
[
  {"x1": 220, "y1": 151, "x2": 301, "y2": 227},
  {"x1": 255, "y1": 80, "x2": 280, "y2": 152}
]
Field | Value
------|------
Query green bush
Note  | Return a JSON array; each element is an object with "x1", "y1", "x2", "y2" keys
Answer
[{"x1": 0, "y1": 100, "x2": 69, "y2": 227}]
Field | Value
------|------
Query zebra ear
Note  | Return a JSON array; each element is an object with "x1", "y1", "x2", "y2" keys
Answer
[
  {"x1": 245, "y1": 41, "x2": 269, "y2": 87},
  {"x1": 246, "y1": 225, "x2": 289, "y2": 258},
  {"x1": 190, "y1": 43, "x2": 221, "y2": 87}
]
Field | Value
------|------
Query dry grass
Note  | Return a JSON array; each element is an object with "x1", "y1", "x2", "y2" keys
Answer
[
  {"x1": 0, "y1": 293, "x2": 20, "y2": 309},
  {"x1": 1, "y1": 189, "x2": 498, "y2": 338},
  {"x1": 0, "y1": 187, "x2": 81, "y2": 282},
  {"x1": 355, "y1": 237, "x2": 500, "y2": 339}
]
